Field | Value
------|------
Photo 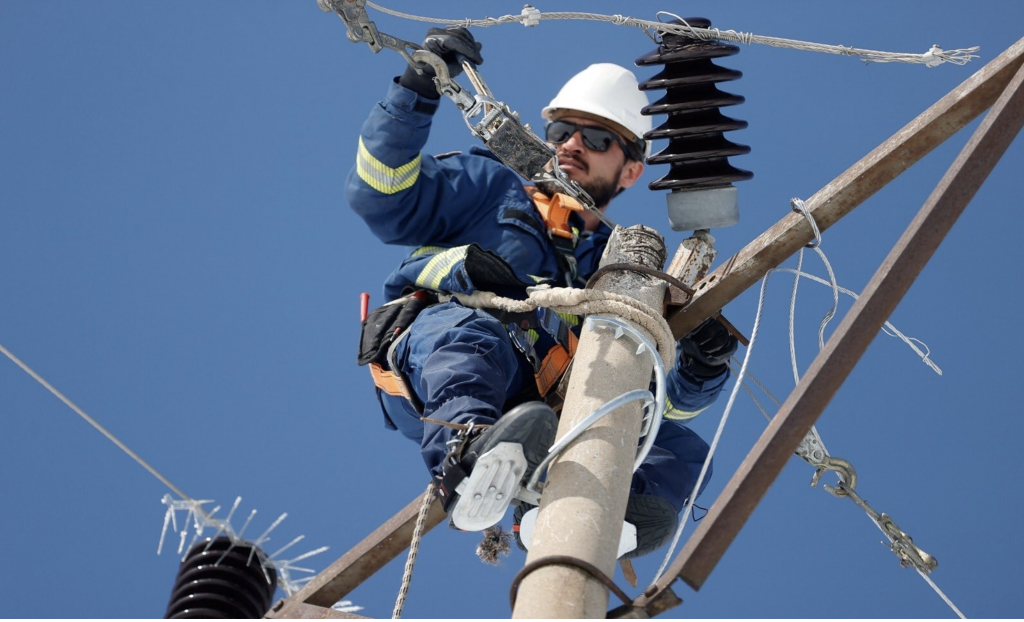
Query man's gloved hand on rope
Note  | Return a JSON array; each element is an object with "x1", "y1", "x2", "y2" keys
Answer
[
  {"x1": 400, "y1": 27, "x2": 484, "y2": 100},
  {"x1": 679, "y1": 316, "x2": 738, "y2": 378}
]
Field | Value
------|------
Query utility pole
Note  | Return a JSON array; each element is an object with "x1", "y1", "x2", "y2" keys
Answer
[
  {"x1": 263, "y1": 28, "x2": 1024, "y2": 622},
  {"x1": 512, "y1": 225, "x2": 669, "y2": 619}
]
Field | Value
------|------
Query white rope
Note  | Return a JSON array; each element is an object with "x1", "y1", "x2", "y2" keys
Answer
[
  {"x1": 365, "y1": 2, "x2": 979, "y2": 67},
  {"x1": 789, "y1": 198, "x2": 840, "y2": 433},
  {"x1": 789, "y1": 246, "x2": 806, "y2": 384},
  {"x1": 789, "y1": 198, "x2": 840, "y2": 362},
  {"x1": 786, "y1": 197, "x2": 940, "y2": 374},
  {"x1": 450, "y1": 285, "x2": 676, "y2": 365},
  {"x1": 392, "y1": 480, "x2": 437, "y2": 619},
  {"x1": 861, "y1": 513, "x2": 966, "y2": 619}
]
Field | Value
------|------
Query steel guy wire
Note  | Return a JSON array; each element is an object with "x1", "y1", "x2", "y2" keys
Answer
[
  {"x1": 362, "y1": 2, "x2": 979, "y2": 67},
  {"x1": 650, "y1": 264, "x2": 773, "y2": 585},
  {"x1": 722, "y1": 225, "x2": 961, "y2": 616},
  {"x1": 652, "y1": 260, "x2": 964, "y2": 617}
]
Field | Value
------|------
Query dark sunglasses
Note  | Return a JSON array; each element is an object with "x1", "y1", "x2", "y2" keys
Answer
[{"x1": 545, "y1": 120, "x2": 642, "y2": 160}]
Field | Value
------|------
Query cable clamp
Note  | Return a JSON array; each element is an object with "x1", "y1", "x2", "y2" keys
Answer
[
  {"x1": 922, "y1": 44, "x2": 945, "y2": 68},
  {"x1": 877, "y1": 511, "x2": 940, "y2": 573},
  {"x1": 520, "y1": 4, "x2": 541, "y2": 27},
  {"x1": 794, "y1": 426, "x2": 858, "y2": 495}
]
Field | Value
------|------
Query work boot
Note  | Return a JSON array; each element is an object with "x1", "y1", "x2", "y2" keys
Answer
[
  {"x1": 440, "y1": 402, "x2": 557, "y2": 532},
  {"x1": 622, "y1": 494, "x2": 678, "y2": 559}
]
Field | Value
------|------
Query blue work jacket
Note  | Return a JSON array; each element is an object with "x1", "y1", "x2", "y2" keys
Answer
[{"x1": 345, "y1": 79, "x2": 729, "y2": 421}]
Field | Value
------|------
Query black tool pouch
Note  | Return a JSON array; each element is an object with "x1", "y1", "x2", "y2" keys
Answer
[{"x1": 357, "y1": 292, "x2": 435, "y2": 367}]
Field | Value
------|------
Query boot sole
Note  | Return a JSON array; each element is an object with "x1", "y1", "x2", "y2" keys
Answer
[{"x1": 450, "y1": 442, "x2": 526, "y2": 531}]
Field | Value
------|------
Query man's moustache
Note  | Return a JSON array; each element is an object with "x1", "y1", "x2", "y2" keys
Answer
[{"x1": 555, "y1": 152, "x2": 587, "y2": 172}]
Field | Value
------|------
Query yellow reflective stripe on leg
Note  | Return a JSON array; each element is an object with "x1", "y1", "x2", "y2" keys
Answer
[
  {"x1": 664, "y1": 395, "x2": 707, "y2": 421},
  {"x1": 414, "y1": 245, "x2": 469, "y2": 290},
  {"x1": 555, "y1": 312, "x2": 581, "y2": 327},
  {"x1": 356, "y1": 137, "x2": 421, "y2": 194}
]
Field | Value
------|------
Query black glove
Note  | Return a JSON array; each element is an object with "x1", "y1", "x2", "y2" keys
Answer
[
  {"x1": 399, "y1": 27, "x2": 483, "y2": 100},
  {"x1": 679, "y1": 317, "x2": 738, "y2": 378}
]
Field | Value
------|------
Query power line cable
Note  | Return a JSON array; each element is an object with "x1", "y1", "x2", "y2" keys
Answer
[{"x1": 1, "y1": 341, "x2": 193, "y2": 502}]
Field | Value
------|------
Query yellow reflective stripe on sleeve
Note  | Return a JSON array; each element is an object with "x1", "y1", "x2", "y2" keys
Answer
[
  {"x1": 414, "y1": 245, "x2": 469, "y2": 290},
  {"x1": 357, "y1": 136, "x2": 421, "y2": 194},
  {"x1": 664, "y1": 395, "x2": 707, "y2": 421},
  {"x1": 412, "y1": 245, "x2": 446, "y2": 257}
]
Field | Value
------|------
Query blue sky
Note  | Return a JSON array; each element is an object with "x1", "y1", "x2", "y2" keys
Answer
[{"x1": 2, "y1": 1, "x2": 1022, "y2": 618}]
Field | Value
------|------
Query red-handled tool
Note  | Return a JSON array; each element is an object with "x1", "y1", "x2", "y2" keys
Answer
[{"x1": 360, "y1": 292, "x2": 370, "y2": 322}]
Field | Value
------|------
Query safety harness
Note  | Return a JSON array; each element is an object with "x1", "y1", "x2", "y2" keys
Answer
[
  {"x1": 527, "y1": 186, "x2": 585, "y2": 287},
  {"x1": 358, "y1": 188, "x2": 589, "y2": 410}
]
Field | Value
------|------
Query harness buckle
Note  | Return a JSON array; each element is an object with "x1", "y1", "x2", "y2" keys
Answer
[{"x1": 435, "y1": 422, "x2": 480, "y2": 512}]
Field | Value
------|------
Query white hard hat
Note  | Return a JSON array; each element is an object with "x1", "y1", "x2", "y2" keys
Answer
[{"x1": 542, "y1": 63, "x2": 652, "y2": 158}]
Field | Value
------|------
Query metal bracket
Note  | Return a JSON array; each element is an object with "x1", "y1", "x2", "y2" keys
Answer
[
  {"x1": 320, "y1": 0, "x2": 421, "y2": 66},
  {"x1": 877, "y1": 512, "x2": 939, "y2": 573},
  {"x1": 522, "y1": 316, "x2": 667, "y2": 499},
  {"x1": 794, "y1": 425, "x2": 858, "y2": 495}
]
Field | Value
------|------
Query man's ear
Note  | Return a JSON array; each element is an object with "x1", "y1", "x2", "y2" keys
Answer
[{"x1": 617, "y1": 159, "x2": 644, "y2": 189}]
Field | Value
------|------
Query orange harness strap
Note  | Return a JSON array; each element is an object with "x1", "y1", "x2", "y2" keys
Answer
[
  {"x1": 534, "y1": 329, "x2": 578, "y2": 397},
  {"x1": 529, "y1": 189, "x2": 584, "y2": 240},
  {"x1": 369, "y1": 362, "x2": 415, "y2": 402},
  {"x1": 369, "y1": 190, "x2": 585, "y2": 406}
]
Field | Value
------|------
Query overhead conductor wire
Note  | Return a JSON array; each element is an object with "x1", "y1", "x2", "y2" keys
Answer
[{"x1": 1, "y1": 342, "x2": 195, "y2": 505}]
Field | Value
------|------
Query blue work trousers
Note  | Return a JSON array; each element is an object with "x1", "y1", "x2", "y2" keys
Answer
[{"x1": 377, "y1": 302, "x2": 712, "y2": 513}]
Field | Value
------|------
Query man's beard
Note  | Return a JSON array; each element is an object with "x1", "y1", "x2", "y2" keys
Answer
[{"x1": 536, "y1": 165, "x2": 621, "y2": 209}]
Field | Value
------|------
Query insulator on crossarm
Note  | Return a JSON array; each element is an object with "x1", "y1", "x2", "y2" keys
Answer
[
  {"x1": 636, "y1": 17, "x2": 753, "y2": 231},
  {"x1": 164, "y1": 537, "x2": 277, "y2": 619}
]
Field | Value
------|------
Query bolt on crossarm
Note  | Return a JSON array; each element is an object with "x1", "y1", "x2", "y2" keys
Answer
[{"x1": 512, "y1": 225, "x2": 669, "y2": 619}]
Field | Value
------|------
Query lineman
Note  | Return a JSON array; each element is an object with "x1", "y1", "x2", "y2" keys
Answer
[{"x1": 347, "y1": 28, "x2": 736, "y2": 557}]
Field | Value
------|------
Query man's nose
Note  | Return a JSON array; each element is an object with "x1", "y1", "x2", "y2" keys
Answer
[{"x1": 561, "y1": 129, "x2": 587, "y2": 153}]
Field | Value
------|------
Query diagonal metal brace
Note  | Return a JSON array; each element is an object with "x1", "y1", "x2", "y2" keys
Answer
[{"x1": 631, "y1": 37, "x2": 1024, "y2": 616}]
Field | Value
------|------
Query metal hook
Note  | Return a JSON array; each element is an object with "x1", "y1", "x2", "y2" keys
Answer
[{"x1": 818, "y1": 456, "x2": 858, "y2": 498}]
